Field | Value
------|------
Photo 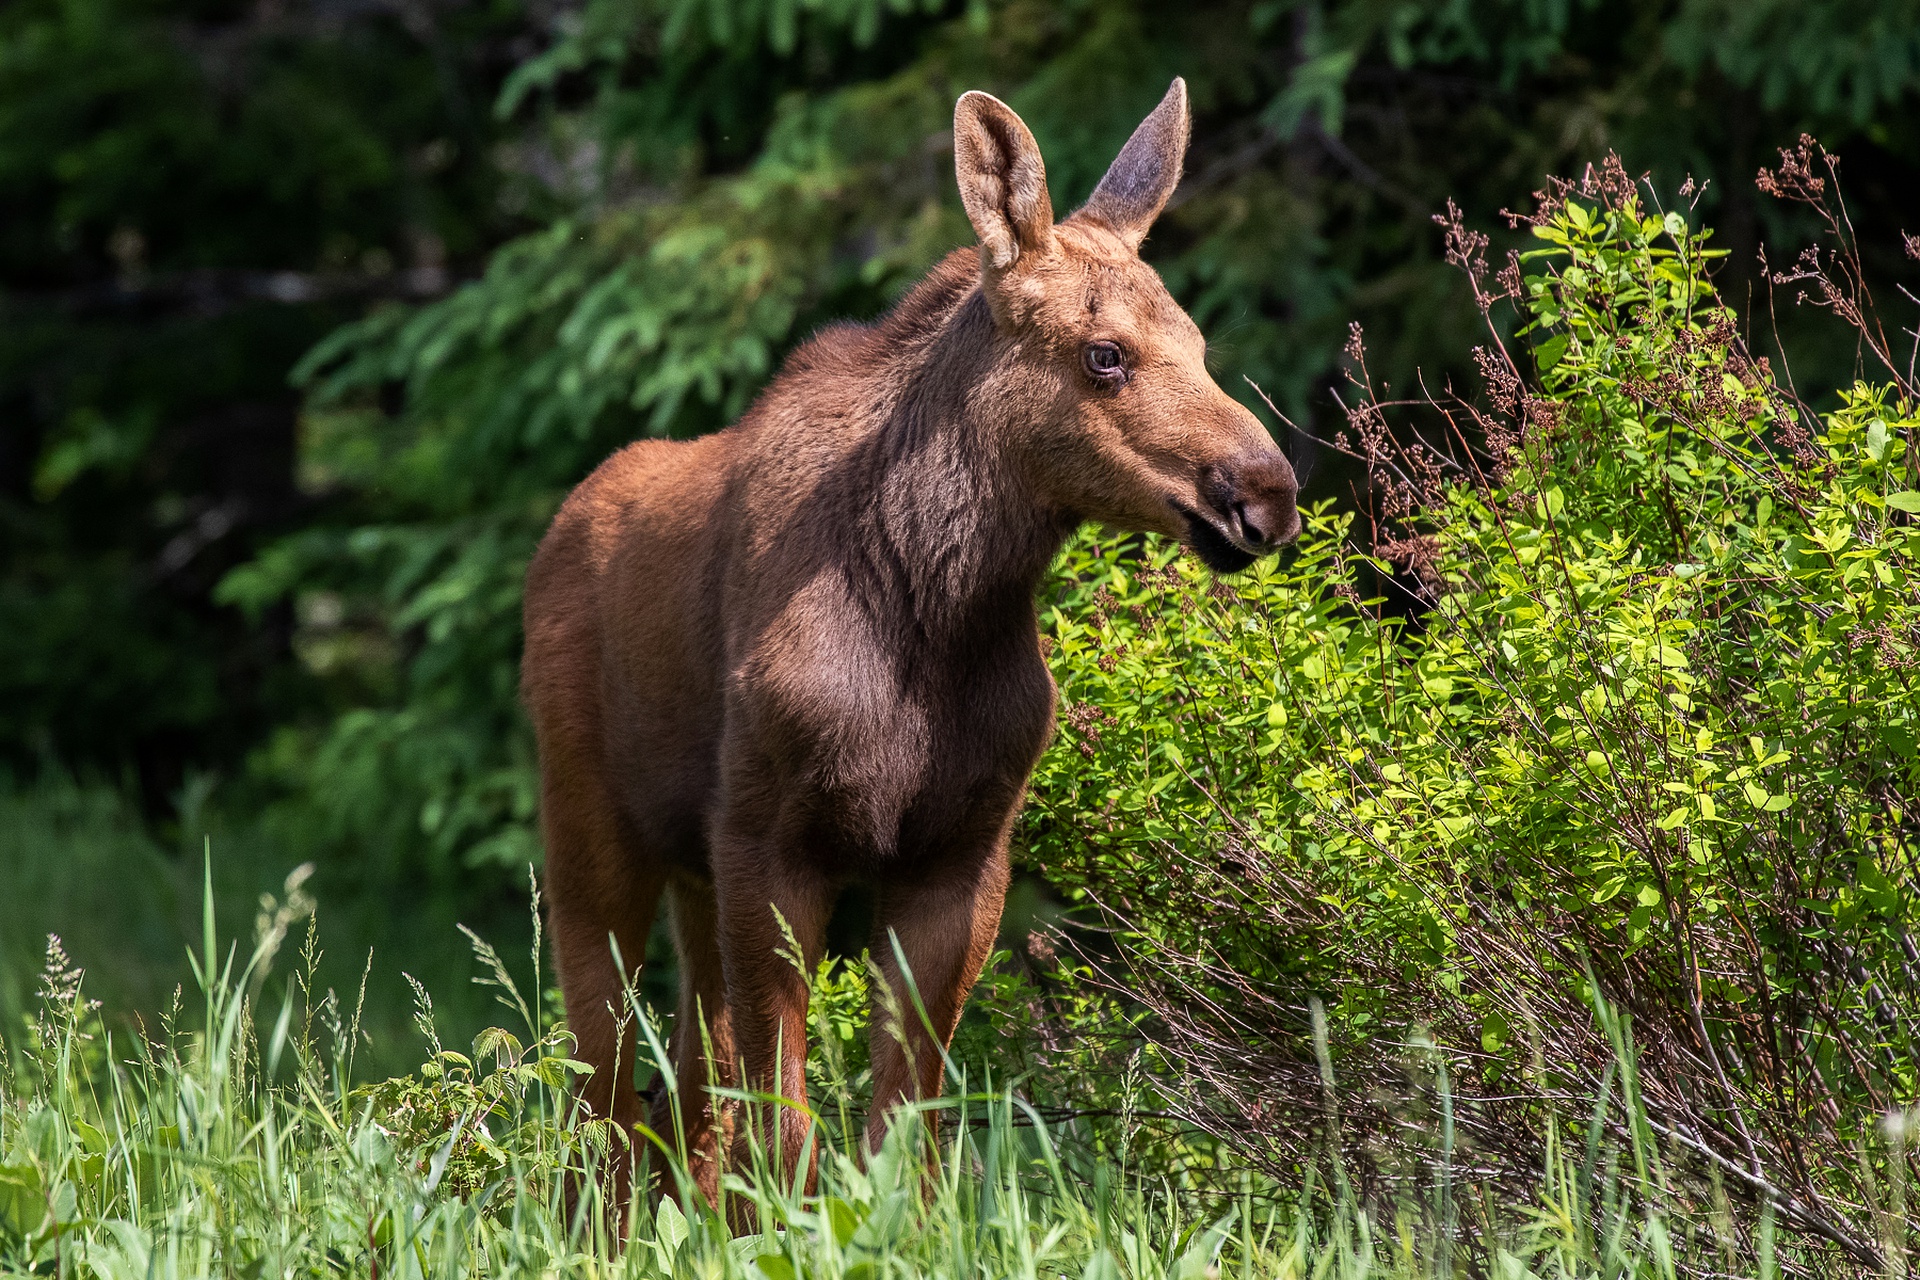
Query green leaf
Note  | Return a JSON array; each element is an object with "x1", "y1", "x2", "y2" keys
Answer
[
  {"x1": 472, "y1": 1027, "x2": 524, "y2": 1064},
  {"x1": 825, "y1": 1196, "x2": 861, "y2": 1247},
  {"x1": 1867, "y1": 419, "x2": 1890, "y2": 462},
  {"x1": 1858, "y1": 860, "x2": 1901, "y2": 914},
  {"x1": 1534, "y1": 333, "x2": 1569, "y2": 371},
  {"x1": 0, "y1": 1161, "x2": 48, "y2": 1239},
  {"x1": 654, "y1": 1195, "x2": 689, "y2": 1253},
  {"x1": 1886, "y1": 491, "x2": 1920, "y2": 513}
]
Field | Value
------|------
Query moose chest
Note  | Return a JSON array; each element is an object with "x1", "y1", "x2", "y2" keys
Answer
[{"x1": 719, "y1": 570, "x2": 1057, "y2": 874}]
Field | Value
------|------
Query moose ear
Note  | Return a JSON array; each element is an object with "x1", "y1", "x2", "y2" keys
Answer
[
  {"x1": 1078, "y1": 78, "x2": 1189, "y2": 248},
  {"x1": 954, "y1": 90, "x2": 1055, "y2": 270}
]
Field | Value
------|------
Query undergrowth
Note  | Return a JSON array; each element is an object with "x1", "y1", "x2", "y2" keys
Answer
[{"x1": 1, "y1": 864, "x2": 1897, "y2": 1277}]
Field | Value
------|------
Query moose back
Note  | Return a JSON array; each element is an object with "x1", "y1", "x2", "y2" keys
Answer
[{"x1": 521, "y1": 77, "x2": 1299, "y2": 1205}]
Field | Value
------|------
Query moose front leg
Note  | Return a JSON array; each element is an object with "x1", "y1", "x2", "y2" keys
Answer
[
  {"x1": 714, "y1": 851, "x2": 833, "y2": 1205},
  {"x1": 866, "y1": 844, "x2": 1010, "y2": 1157}
]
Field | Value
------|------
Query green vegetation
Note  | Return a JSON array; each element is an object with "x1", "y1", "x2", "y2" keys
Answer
[
  {"x1": 9, "y1": 168, "x2": 1920, "y2": 1272},
  {"x1": 1, "y1": 881, "x2": 1874, "y2": 1276},
  {"x1": 0, "y1": 0, "x2": 524, "y2": 801},
  {"x1": 0, "y1": 776, "x2": 181, "y2": 1036},
  {"x1": 242, "y1": 0, "x2": 1920, "y2": 909},
  {"x1": 14, "y1": 0, "x2": 1920, "y2": 905}
]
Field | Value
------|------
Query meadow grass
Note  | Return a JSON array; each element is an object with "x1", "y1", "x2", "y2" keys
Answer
[
  {"x1": 0, "y1": 861, "x2": 1882, "y2": 1278},
  {"x1": 0, "y1": 772, "x2": 554, "y2": 1082}
]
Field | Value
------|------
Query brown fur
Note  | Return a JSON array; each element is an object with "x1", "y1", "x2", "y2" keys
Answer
[{"x1": 521, "y1": 79, "x2": 1298, "y2": 1211}]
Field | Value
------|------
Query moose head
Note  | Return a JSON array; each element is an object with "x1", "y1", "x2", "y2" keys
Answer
[{"x1": 952, "y1": 78, "x2": 1301, "y2": 572}]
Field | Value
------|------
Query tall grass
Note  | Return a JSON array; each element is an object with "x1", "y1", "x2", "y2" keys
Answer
[
  {"x1": 3, "y1": 864, "x2": 1876, "y2": 1277},
  {"x1": 0, "y1": 770, "x2": 565, "y2": 1082},
  {"x1": 0, "y1": 772, "x2": 183, "y2": 1036}
]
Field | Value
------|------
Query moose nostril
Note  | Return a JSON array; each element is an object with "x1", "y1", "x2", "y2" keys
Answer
[{"x1": 1232, "y1": 501, "x2": 1265, "y2": 546}]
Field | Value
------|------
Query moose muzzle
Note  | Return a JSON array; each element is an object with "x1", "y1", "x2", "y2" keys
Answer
[{"x1": 1202, "y1": 451, "x2": 1301, "y2": 552}]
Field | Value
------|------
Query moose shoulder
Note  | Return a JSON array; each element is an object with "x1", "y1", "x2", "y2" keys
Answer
[{"x1": 521, "y1": 77, "x2": 1299, "y2": 1211}]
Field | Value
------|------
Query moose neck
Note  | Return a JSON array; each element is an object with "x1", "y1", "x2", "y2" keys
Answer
[{"x1": 859, "y1": 283, "x2": 1073, "y2": 643}]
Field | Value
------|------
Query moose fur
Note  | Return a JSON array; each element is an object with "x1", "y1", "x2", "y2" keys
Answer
[{"x1": 521, "y1": 77, "x2": 1299, "y2": 1208}]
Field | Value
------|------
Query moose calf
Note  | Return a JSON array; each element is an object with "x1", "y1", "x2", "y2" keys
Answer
[{"x1": 522, "y1": 77, "x2": 1299, "y2": 1208}]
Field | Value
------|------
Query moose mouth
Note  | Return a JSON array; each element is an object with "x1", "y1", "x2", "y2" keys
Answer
[{"x1": 1171, "y1": 500, "x2": 1260, "y2": 574}]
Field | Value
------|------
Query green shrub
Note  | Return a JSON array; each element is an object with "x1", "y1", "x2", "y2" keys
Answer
[{"x1": 1027, "y1": 153, "x2": 1920, "y2": 1264}]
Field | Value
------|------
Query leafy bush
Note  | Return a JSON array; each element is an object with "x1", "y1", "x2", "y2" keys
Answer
[{"x1": 1026, "y1": 153, "x2": 1920, "y2": 1266}]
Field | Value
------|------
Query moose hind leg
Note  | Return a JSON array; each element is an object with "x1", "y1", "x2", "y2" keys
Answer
[{"x1": 544, "y1": 785, "x2": 665, "y2": 1211}]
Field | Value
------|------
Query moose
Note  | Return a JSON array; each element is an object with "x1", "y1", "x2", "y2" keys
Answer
[{"x1": 521, "y1": 77, "x2": 1300, "y2": 1208}]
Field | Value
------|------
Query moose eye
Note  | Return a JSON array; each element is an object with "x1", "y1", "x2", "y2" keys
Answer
[{"x1": 1084, "y1": 341, "x2": 1126, "y2": 381}]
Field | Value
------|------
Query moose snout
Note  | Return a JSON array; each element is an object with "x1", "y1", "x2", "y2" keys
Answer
[{"x1": 1201, "y1": 452, "x2": 1301, "y2": 551}]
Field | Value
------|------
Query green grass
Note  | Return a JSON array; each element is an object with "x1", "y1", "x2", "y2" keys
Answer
[
  {"x1": 0, "y1": 773, "x2": 185, "y2": 1036},
  {"x1": 0, "y1": 772, "x2": 559, "y2": 1082},
  {"x1": 4, "y1": 860, "x2": 1878, "y2": 1278}
]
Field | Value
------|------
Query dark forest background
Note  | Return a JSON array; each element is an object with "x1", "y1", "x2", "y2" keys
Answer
[{"x1": 5, "y1": 0, "x2": 1920, "y2": 1059}]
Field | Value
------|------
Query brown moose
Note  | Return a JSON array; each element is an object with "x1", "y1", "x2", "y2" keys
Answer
[{"x1": 521, "y1": 77, "x2": 1299, "y2": 1209}]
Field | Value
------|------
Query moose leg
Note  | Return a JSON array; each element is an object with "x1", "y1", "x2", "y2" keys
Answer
[
  {"x1": 651, "y1": 873, "x2": 737, "y2": 1208},
  {"x1": 714, "y1": 855, "x2": 833, "y2": 1205},
  {"x1": 866, "y1": 844, "x2": 1010, "y2": 1157},
  {"x1": 543, "y1": 778, "x2": 665, "y2": 1216}
]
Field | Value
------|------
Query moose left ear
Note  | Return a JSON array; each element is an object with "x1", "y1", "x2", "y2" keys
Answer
[
  {"x1": 1077, "y1": 78, "x2": 1189, "y2": 248},
  {"x1": 955, "y1": 90, "x2": 1055, "y2": 271}
]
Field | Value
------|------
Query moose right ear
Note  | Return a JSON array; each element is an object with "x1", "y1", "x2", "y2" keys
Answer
[
  {"x1": 1078, "y1": 78, "x2": 1189, "y2": 249},
  {"x1": 954, "y1": 91, "x2": 1054, "y2": 270}
]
